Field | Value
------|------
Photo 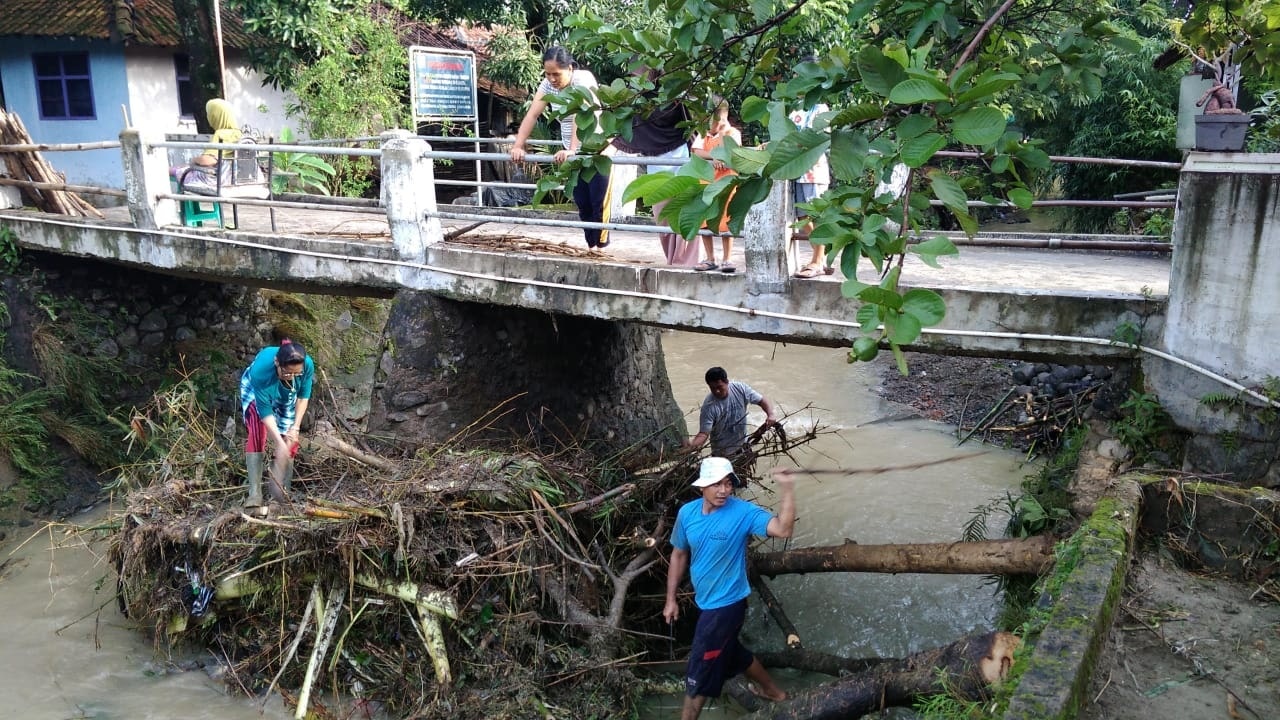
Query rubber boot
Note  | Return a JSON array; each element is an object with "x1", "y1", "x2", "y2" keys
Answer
[
  {"x1": 281, "y1": 459, "x2": 294, "y2": 494},
  {"x1": 245, "y1": 452, "x2": 264, "y2": 507}
]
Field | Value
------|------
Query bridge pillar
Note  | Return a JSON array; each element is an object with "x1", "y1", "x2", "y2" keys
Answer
[
  {"x1": 382, "y1": 135, "x2": 443, "y2": 263},
  {"x1": 743, "y1": 180, "x2": 793, "y2": 294},
  {"x1": 120, "y1": 129, "x2": 179, "y2": 229},
  {"x1": 369, "y1": 292, "x2": 686, "y2": 457},
  {"x1": 1148, "y1": 152, "x2": 1280, "y2": 486}
]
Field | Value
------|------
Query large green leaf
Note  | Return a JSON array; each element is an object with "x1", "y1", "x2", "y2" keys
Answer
[
  {"x1": 1008, "y1": 187, "x2": 1035, "y2": 209},
  {"x1": 901, "y1": 133, "x2": 947, "y2": 167},
  {"x1": 764, "y1": 130, "x2": 830, "y2": 180},
  {"x1": 889, "y1": 79, "x2": 949, "y2": 105},
  {"x1": 857, "y1": 286, "x2": 902, "y2": 309},
  {"x1": 897, "y1": 114, "x2": 937, "y2": 141},
  {"x1": 884, "y1": 310, "x2": 923, "y2": 345},
  {"x1": 951, "y1": 107, "x2": 1007, "y2": 146},
  {"x1": 841, "y1": 277, "x2": 873, "y2": 300},
  {"x1": 857, "y1": 46, "x2": 907, "y2": 97},
  {"x1": 830, "y1": 103, "x2": 884, "y2": 126},
  {"x1": 730, "y1": 146, "x2": 771, "y2": 175},
  {"x1": 901, "y1": 288, "x2": 946, "y2": 325},
  {"x1": 954, "y1": 72, "x2": 1021, "y2": 104},
  {"x1": 907, "y1": 235, "x2": 959, "y2": 269},
  {"x1": 621, "y1": 172, "x2": 676, "y2": 204},
  {"x1": 854, "y1": 302, "x2": 880, "y2": 329},
  {"x1": 828, "y1": 130, "x2": 868, "y2": 182},
  {"x1": 928, "y1": 170, "x2": 968, "y2": 214}
]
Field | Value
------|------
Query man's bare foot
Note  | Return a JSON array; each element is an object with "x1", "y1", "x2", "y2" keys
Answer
[{"x1": 747, "y1": 682, "x2": 786, "y2": 702}]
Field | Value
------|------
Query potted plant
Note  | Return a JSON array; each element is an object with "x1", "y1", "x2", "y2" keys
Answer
[
  {"x1": 1171, "y1": 2, "x2": 1280, "y2": 152},
  {"x1": 1193, "y1": 75, "x2": 1249, "y2": 151}
]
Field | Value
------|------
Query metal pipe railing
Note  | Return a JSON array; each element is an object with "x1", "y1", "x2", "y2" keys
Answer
[
  {"x1": 153, "y1": 140, "x2": 382, "y2": 157},
  {"x1": 432, "y1": 210, "x2": 722, "y2": 237},
  {"x1": 160, "y1": 193, "x2": 386, "y2": 215},
  {"x1": 934, "y1": 150, "x2": 1183, "y2": 170}
]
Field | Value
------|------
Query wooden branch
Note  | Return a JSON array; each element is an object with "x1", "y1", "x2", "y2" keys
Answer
[
  {"x1": 742, "y1": 631, "x2": 1021, "y2": 720},
  {"x1": 754, "y1": 535, "x2": 1055, "y2": 576},
  {"x1": 795, "y1": 450, "x2": 989, "y2": 477},
  {"x1": 0, "y1": 140, "x2": 122, "y2": 152},
  {"x1": 749, "y1": 565, "x2": 803, "y2": 649},
  {"x1": 566, "y1": 483, "x2": 636, "y2": 514},
  {"x1": 295, "y1": 585, "x2": 345, "y2": 719},
  {"x1": 314, "y1": 434, "x2": 398, "y2": 472},
  {"x1": 0, "y1": 177, "x2": 127, "y2": 198}
]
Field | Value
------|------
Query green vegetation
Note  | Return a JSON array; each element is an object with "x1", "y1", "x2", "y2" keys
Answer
[
  {"x1": 0, "y1": 292, "x2": 123, "y2": 510},
  {"x1": 259, "y1": 291, "x2": 390, "y2": 375},
  {"x1": 1110, "y1": 390, "x2": 1177, "y2": 462},
  {"x1": 0, "y1": 226, "x2": 20, "y2": 273},
  {"x1": 269, "y1": 127, "x2": 336, "y2": 195}
]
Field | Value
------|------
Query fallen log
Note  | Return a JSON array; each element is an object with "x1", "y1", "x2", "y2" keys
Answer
[
  {"x1": 742, "y1": 630, "x2": 1020, "y2": 720},
  {"x1": 753, "y1": 535, "x2": 1054, "y2": 576}
]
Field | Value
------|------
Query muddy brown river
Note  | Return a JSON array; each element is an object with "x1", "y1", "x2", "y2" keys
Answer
[{"x1": 0, "y1": 332, "x2": 1032, "y2": 718}]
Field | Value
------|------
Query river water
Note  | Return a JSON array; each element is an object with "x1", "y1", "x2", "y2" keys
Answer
[{"x1": 0, "y1": 331, "x2": 1030, "y2": 719}]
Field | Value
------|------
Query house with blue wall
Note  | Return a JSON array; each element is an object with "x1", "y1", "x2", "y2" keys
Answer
[{"x1": 0, "y1": 0, "x2": 293, "y2": 192}]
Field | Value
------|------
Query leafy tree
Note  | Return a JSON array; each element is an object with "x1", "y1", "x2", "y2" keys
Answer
[
  {"x1": 171, "y1": 0, "x2": 227, "y2": 132},
  {"x1": 1024, "y1": 20, "x2": 1181, "y2": 232},
  {"x1": 551, "y1": 0, "x2": 1133, "y2": 372}
]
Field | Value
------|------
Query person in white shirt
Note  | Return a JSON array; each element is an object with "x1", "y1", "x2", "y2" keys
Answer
[{"x1": 509, "y1": 46, "x2": 611, "y2": 249}]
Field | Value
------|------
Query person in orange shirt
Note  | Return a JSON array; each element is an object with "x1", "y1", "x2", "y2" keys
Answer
[{"x1": 691, "y1": 99, "x2": 742, "y2": 273}]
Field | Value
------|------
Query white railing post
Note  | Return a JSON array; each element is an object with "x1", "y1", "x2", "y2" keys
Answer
[
  {"x1": 743, "y1": 179, "x2": 793, "y2": 294},
  {"x1": 381, "y1": 133, "x2": 442, "y2": 263},
  {"x1": 120, "y1": 129, "x2": 179, "y2": 229}
]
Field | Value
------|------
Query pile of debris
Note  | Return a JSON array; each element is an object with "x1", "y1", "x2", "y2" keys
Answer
[{"x1": 108, "y1": 381, "x2": 819, "y2": 718}]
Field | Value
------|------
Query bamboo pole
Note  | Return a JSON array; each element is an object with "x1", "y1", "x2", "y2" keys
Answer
[
  {"x1": 295, "y1": 585, "x2": 345, "y2": 719},
  {"x1": 353, "y1": 573, "x2": 458, "y2": 619},
  {"x1": 0, "y1": 140, "x2": 122, "y2": 152},
  {"x1": 262, "y1": 582, "x2": 319, "y2": 708},
  {"x1": 0, "y1": 177, "x2": 127, "y2": 198}
]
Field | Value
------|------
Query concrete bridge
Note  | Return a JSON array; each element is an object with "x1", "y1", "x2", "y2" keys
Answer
[
  {"x1": 2, "y1": 130, "x2": 1178, "y2": 362},
  {"x1": 2, "y1": 133, "x2": 1278, "y2": 476}
]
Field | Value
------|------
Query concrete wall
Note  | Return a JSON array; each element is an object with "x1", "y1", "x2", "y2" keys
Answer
[
  {"x1": 370, "y1": 291, "x2": 686, "y2": 456},
  {"x1": 123, "y1": 50, "x2": 295, "y2": 139},
  {"x1": 0, "y1": 37, "x2": 130, "y2": 188},
  {"x1": 1150, "y1": 152, "x2": 1280, "y2": 485}
]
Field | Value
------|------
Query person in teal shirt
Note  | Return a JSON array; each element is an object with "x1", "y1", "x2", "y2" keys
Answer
[
  {"x1": 664, "y1": 456, "x2": 795, "y2": 718},
  {"x1": 238, "y1": 339, "x2": 314, "y2": 506}
]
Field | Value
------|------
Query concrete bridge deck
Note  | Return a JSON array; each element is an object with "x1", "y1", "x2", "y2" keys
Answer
[{"x1": 4, "y1": 202, "x2": 1170, "y2": 362}]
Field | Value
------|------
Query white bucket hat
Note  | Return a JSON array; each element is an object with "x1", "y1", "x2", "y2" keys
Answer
[{"x1": 693, "y1": 456, "x2": 739, "y2": 488}]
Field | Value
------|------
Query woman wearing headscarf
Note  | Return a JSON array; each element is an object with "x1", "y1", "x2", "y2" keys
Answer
[
  {"x1": 175, "y1": 98, "x2": 243, "y2": 192},
  {"x1": 239, "y1": 338, "x2": 314, "y2": 507}
]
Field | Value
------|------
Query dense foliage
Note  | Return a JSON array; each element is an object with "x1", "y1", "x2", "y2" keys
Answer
[{"x1": 537, "y1": 0, "x2": 1136, "y2": 372}]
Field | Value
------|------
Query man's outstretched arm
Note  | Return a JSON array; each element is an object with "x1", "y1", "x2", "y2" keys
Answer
[{"x1": 765, "y1": 468, "x2": 796, "y2": 539}]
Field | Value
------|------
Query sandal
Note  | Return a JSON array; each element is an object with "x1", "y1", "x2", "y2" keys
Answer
[
  {"x1": 694, "y1": 261, "x2": 719, "y2": 271},
  {"x1": 793, "y1": 263, "x2": 824, "y2": 279},
  {"x1": 719, "y1": 263, "x2": 737, "y2": 273}
]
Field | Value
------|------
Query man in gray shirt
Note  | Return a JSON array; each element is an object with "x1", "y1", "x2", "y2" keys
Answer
[{"x1": 685, "y1": 367, "x2": 779, "y2": 459}]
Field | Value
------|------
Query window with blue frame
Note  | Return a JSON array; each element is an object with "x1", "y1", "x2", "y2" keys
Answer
[
  {"x1": 175, "y1": 54, "x2": 195, "y2": 117},
  {"x1": 33, "y1": 52, "x2": 95, "y2": 120}
]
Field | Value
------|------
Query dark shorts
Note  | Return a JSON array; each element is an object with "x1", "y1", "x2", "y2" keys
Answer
[
  {"x1": 685, "y1": 598, "x2": 753, "y2": 699},
  {"x1": 793, "y1": 182, "x2": 823, "y2": 218}
]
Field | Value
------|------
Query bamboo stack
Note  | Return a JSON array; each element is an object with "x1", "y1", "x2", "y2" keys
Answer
[{"x1": 0, "y1": 110, "x2": 103, "y2": 218}]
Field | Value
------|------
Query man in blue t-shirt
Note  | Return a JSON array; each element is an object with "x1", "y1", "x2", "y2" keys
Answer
[
  {"x1": 664, "y1": 456, "x2": 796, "y2": 718},
  {"x1": 685, "y1": 366, "x2": 779, "y2": 460}
]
